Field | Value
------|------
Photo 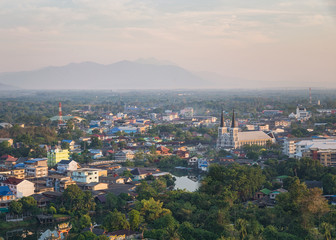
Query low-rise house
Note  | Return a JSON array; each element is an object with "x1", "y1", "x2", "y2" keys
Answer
[
  {"x1": 174, "y1": 150, "x2": 190, "y2": 159},
  {"x1": 46, "y1": 175, "x2": 76, "y2": 192},
  {"x1": 130, "y1": 168, "x2": 160, "y2": 181},
  {"x1": 254, "y1": 188, "x2": 272, "y2": 200},
  {"x1": 100, "y1": 176, "x2": 126, "y2": 184},
  {"x1": 1, "y1": 177, "x2": 35, "y2": 198},
  {"x1": 77, "y1": 182, "x2": 108, "y2": 191},
  {"x1": 104, "y1": 184, "x2": 137, "y2": 196},
  {"x1": 57, "y1": 160, "x2": 79, "y2": 173},
  {"x1": 198, "y1": 159, "x2": 209, "y2": 171},
  {"x1": 0, "y1": 186, "x2": 16, "y2": 210},
  {"x1": 62, "y1": 140, "x2": 76, "y2": 150},
  {"x1": 188, "y1": 157, "x2": 198, "y2": 167},
  {"x1": 0, "y1": 154, "x2": 15, "y2": 160},
  {"x1": 69, "y1": 168, "x2": 99, "y2": 183},
  {"x1": 156, "y1": 146, "x2": 171, "y2": 155},
  {"x1": 89, "y1": 149, "x2": 103, "y2": 159},
  {"x1": 115, "y1": 150, "x2": 134, "y2": 161},
  {"x1": 274, "y1": 175, "x2": 289, "y2": 185},
  {"x1": 4, "y1": 157, "x2": 18, "y2": 168},
  {"x1": 31, "y1": 194, "x2": 51, "y2": 208},
  {"x1": 270, "y1": 188, "x2": 288, "y2": 200}
]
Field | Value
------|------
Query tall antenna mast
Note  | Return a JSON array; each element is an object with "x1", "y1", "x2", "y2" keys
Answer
[{"x1": 309, "y1": 88, "x2": 312, "y2": 104}]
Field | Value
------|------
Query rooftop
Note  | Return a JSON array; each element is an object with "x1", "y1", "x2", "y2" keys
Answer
[
  {"x1": 0, "y1": 186, "x2": 13, "y2": 196},
  {"x1": 2, "y1": 177, "x2": 24, "y2": 185},
  {"x1": 238, "y1": 131, "x2": 273, "y2": 141}
]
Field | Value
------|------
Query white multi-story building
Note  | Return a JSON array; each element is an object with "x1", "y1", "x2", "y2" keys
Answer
[
  {"x1": 295, "y1": 139, "x2": 336, "y2": 159},
  {"x1": 1, "y1": 177, "x2": 34, "y2": 198},
  {"x1": 69, "y1": 168, "x2": 99, "y2": 183},
  {"x1": 282, "y1": 139, "x2": 297, "y2": 158}
]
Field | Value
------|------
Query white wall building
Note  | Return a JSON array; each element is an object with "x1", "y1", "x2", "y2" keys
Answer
[
  {"x1": 57, "y1": 160, "x2": 79, "y2": 173},
  {"x1": 282, "y1": 139, "x2": 297, "y2": 158},
  {"x1": 295, "y1": 139, "x2": 336, "y2": 159},
  {"x1": 69, "y1": 168, "x2": 99, "y2": 183},
  {"x1": 1, "y1": 177, "x2": 35, "y2": 198}
]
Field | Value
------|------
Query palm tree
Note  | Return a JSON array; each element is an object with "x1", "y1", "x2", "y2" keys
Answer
[
  {"x1": 235, "y1": 218, "x2": 248, "y2": 240},
  {"x1": 320, "y1": 222, "x2": 332, "y2": 240}
]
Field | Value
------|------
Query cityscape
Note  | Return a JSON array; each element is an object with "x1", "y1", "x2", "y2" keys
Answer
[
  {"x1": 0, "y1": 90, "x2": 335, "y2": 239},
  {"x1": 1, "y1": 0, "x2": 336, "y2": 240}
]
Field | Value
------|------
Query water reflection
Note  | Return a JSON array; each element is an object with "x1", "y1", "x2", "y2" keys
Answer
[{"x1": 173, "y1": 174, "x2": 201, "y2": 192}]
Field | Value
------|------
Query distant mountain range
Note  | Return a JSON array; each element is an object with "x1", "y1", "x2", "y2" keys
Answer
[
  {"x1": 0, "y1": 59, "x2": 327, "y2": 90},
  {"x1": 0, "y1": 60, "x2": 217, "y2": 90},
  {"x1": 0, "y1": 82, "x2": 19, "y2": 91}
]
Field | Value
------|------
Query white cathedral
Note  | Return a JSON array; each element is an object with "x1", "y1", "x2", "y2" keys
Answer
[{"x1": 217, "y1": 110, "x2": 275, "y2": 149}]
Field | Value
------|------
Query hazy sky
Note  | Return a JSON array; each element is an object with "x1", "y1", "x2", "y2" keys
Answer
[{"x1": 0, "y1": 0, "x2": 335, "y2": 85}]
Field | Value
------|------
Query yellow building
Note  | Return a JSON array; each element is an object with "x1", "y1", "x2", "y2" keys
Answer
[{"x1": 47, "y1": 149, "x2": 69, "y2": 167}]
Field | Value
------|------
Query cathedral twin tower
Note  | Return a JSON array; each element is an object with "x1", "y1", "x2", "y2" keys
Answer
[{"x1": 217, "y1": 109, "x2": 274, "y2": 149}]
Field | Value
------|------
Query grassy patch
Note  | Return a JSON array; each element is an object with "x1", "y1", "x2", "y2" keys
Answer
[
  {"x1": 0, "y1": 218, "x2": 37, "y2": 230},
  {"x1": 53, "y1": 214, "x2": 70, "y2": 219}
]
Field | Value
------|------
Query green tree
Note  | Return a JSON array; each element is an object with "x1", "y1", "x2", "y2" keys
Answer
[
  {"x1": 136, "y1": 181, "x2": 158, "y2": 200},
  {"x1": 9, "y1": 200, "x2": 22, "y2": 214},
  {"x1": 49, "y1": 206, "x2": 57, "y2": 214},
  {"x1": 103, "y1": 209, "x2": 130, "y2": 232},
  {"x1": 322, "y1": 173, "x2": 336, "y2": 195},
  {"x1": 63, "y1": 185, "x2": 95, "y2": 213},
  {"x1": 20, "y1": 196, "x2": 38, "y2": 214},
  {"x1": 61, "y1": 141, "x2": 70, "y2": 150},
  {"x1": 106, "y1": 193, "x2": 118, "y2": 210},
  {"x1": 138, "y1": 197, "x2": 171, "y2": 223},
  {"x1": 320, "y1": 222, "x2": 333, "y2": 240},
  {"x1": 90, "y1": 137, "x2": 102, "y2": 149},
  {"x1": 79, "y1": 214, "x2": 92, "y2": 229},
  {"x1": 235, "y1": 218, "x2": 247, "y2": 240},
  {"x1": 129, "y1": 209, "x2": 141, "y2": 231}
]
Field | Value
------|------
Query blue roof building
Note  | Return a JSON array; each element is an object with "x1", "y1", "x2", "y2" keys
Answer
[
  {"x1": 0, "y1": 186, "x2": 15, "y2": 212},
  {"x1": 0, "y1": 186, "x2": 13, "y2": 197}
]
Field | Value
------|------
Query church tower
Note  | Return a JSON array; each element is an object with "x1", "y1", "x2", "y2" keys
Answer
[
  {"x1": 229, "y1": 109, "x2": 239, "y2": 148},
  {"x1": 217, "y1": 110, "x2": 227, "y2": 148}
]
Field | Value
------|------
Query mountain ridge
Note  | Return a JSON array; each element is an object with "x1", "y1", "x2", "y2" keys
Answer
[{"x1": 0, "y1": 61, "x2": 215, "y2": 90}]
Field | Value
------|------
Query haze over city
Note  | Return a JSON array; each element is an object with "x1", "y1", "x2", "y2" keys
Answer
[
  {"x1": 0, "y1": 0, "x2": 335, "y2": 89},
  {"x1": 2, "y1": 1, "x2": 336, "y2": 238}
]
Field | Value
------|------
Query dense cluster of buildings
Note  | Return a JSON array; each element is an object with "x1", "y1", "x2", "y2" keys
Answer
[
  {"x1": 1, "y1": 101, "x2": 336, "y2": 215},
  {"x1": 283, "y1": 138, "x2": 336, "y2": 167},
  {"x1": 0, "y1": 155, "x2": 171, "y2": 212}
]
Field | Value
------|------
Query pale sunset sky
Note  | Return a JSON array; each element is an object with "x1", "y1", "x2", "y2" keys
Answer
[{"x1": 0, "y1": 0, "x2": 335, "y2": 86}]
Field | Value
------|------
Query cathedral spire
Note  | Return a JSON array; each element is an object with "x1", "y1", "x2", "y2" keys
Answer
[
  {"x1": 220, "y1": 110, "x2": 225, "y2": 127},
  {"x1": 231, "y1": 109, "x2": 238, "y2": 128}
]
